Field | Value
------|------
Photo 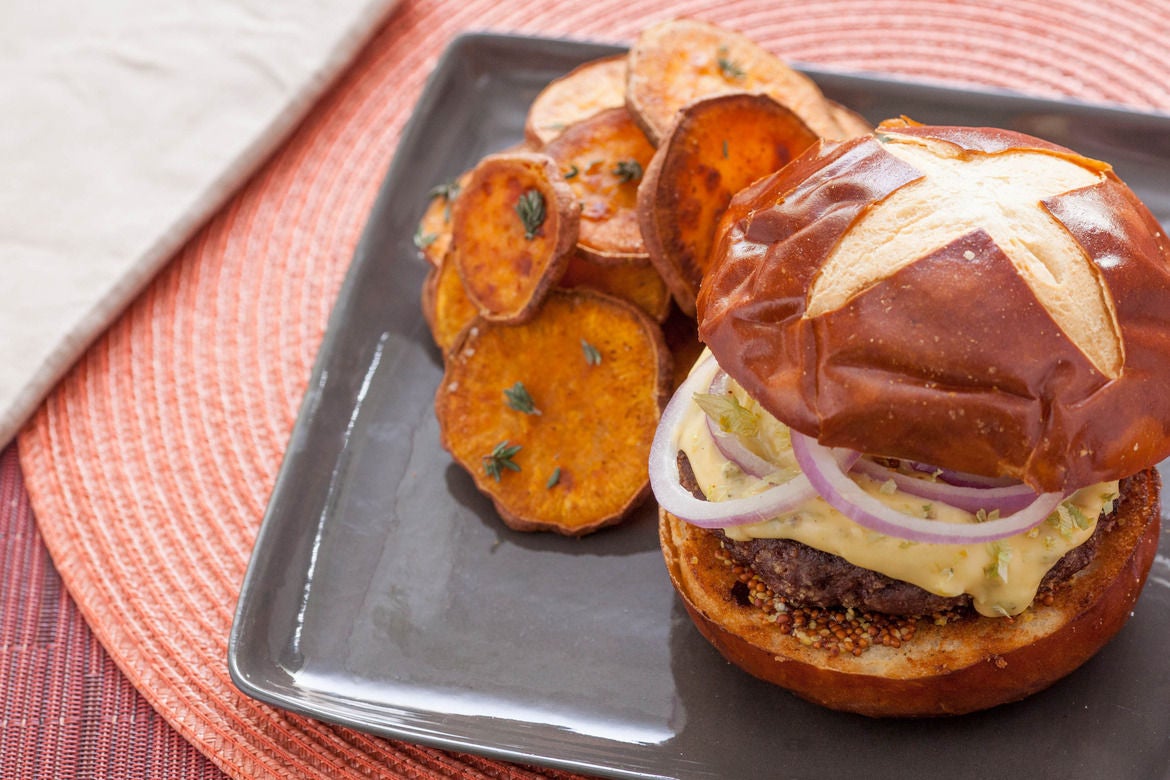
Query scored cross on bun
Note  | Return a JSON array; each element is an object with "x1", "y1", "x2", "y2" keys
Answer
[
  {"x1": 698, "y1": 118, "x2": 1170, "y2": 494},
  {"x1": 653, "y1": 119, "x2": 1168, "y2": 717}
]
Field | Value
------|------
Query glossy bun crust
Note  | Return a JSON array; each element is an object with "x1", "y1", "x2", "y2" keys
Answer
[
  {"x1": 660, "y1": 469, "x2": 1160, "y2": 717},
  {"x1": 697, "y1": 122, "x2": 1170, "y2": 493}
]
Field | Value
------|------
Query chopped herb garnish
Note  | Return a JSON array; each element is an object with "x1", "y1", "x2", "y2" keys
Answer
[
  {"x1": 613, "y1": 159, "x2": 643, "y2": 183},
  {"x1": 984, "y1": 542, "x2": 1011, "y2": 583},
  {"x1": 413, "y1": 227, "x2": 438, "y2": 249},
  {"x1": 922, "y1": 503, "x2": 934, "y2": 518},
  {"x1": 975, "y1": 508, "x2": 1001, "y2": 523},
  {"x1": 1047, "y1": 503, "x2": 1091, "y2": 538},
  {"x1": 546, "y1": 467, "x2": 562, "y2": 489},
  {"x1": 692, "y1": 392, "x2": 759, "y2": 438},
  {"x1": 428, "y1": 179, "x2": 462, "y2": 220},
  {"x1": 716, "y1": 46, "x2": 746, "y2": 81},
  {"x1": 483, "y1": 441, "x2": 522, "y2": 481},
  {"x1": 1066, "y1": 503, "x2": 1090, "y2": 529},
  {"x1": 427, "y1": 180, "x2": 461, "y2": 202},
  {"x1": 504, "y1": 381, "x2": 540, "y2": 415},
  {"x1": 581, "y1": 339, "x2": 602, "y2": 366},
  {"x1": 515, "y1": 189, "x2": 546, "y2": 240},
  {"x1": 564, "y1": 164, "x2": 579, "y2": 179},
  {"x1": 721, "y1": 139, "x2": 729, "y2": 159}
]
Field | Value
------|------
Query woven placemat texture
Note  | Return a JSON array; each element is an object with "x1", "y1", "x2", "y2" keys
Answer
[
  {"x1": 1, "y1": 446, "x2": 226, "y2": 779},
  {"x1": 15, "y1": 0, "x2": 1170, "y2": 777}
]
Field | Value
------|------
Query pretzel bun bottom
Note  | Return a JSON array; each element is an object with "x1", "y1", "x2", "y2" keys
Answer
[{"x1": 659, "y1": 469, "x2": 1160, "y2": 717}]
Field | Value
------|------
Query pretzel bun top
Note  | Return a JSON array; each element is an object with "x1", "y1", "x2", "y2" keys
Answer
[{"x1": 697, "y1": 120, "x2": 1170, "y2": 493}]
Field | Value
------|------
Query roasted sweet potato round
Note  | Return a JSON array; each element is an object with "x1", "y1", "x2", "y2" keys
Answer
[
  {"x1": 451, "y1": 152, "x2": 579, "y2": 323},
  {"x1": 421, "y1": 250, "x2": 478, "y2": 355},
  {"x1": 542, "y1": 107, "x2": 655, "y2": 263},
  {"x1": 558, "y1": 251, "x2": 671, "y2": 322},
  {"x1": 414, "y1": 172, "x2": 469, "y2": 267},
  {"x1": 435, "y1": 289, "x2": 672, "y2": 535},
  {"x1": 638, "y1": 92, "x2": 819, "y2": 316},
  {"x1": 525, "y1": 54, "x2": 627, "y2": 147},
  {"x1": 626, "y1": 18, "x2": 844, "y2": 144}
]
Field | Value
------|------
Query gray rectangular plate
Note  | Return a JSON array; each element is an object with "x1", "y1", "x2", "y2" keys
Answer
[{"x1": 229, "y1": 32, "x2": 1170, "y2": 780}]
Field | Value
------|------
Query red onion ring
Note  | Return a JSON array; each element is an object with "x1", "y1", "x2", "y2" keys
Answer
[
  {"x1": 851, "y1": 458, "x2": 1038, "y2": 515},
  {"x1": 790, "y1": 431, "x2": 1064, "y2": 544},
  {"x1": 648, "y1": 354, "x2": 818, "y2": 528},
  {"x1": 704, "y1": 370, "x2": 776, "y2": 479},
  {"x1": 908, "y1": 461, "x2": 1018, "y2": 488}
]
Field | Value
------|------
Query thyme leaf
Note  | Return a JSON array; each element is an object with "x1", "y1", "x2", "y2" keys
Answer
[
  {"x1": 428, "y1": 179, "x2": 462, "y2": 220},
  {"x1": 413, "y1": 227, "x2": 438, "y2": 249},
  {"x1": 515, "y1": 189, "x2": 546, "y2": 240},
  {"x1": 428, "y1": 180, "x2": 461, "y2": 201},
  {"x1": 483, "y1": 440, "x2": 522, "y2": 482},
  {"x1": 504, "y1": 381, "x2": 541, "y2": 415},
  {"x1": 581, "y1": 339, "x2": 602, "y2": 366},
  {"x1": 546, "y1": 467, "x2": 562, "y2": 489},
  {"x1": 716, "y1": 46, "x2": 746, "y2": 81},
  {"x1": 612, "y1": 159, "x2": 643, "y2": 183}
]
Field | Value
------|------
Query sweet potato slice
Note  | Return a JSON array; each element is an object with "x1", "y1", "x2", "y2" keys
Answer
[
  {"x1": 435, "y1": 289, "x2": 672, "y2": 535},
  {"x1": 558, "y1": 251, "x2": 671, "y2": 322},
  {"x1": 542, "y1": 107, "x2": 655, "y2": 263},
  {"x1": 638, "y1": 92, "x2": 819, "y2": 316},
  {"x1": 414, "y1": 172, "x2": 470, "y2": 267},
  {"x1": 626, "y1": 18, "x2": 843, "y2": 144},
  {"x1": 452, "y1": 152, "x2": 579, "y2": 323},
  {"x1": 421, "y1": 250, "x2": 478, "y2": 355},
  {"x1": 525, "y1": 54, "x2": 627, "y2": 147}
]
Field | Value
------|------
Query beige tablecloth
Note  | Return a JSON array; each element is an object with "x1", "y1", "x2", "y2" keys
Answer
[{"x1": 0, "y1": 0, "x2": 400, "y2": 446}]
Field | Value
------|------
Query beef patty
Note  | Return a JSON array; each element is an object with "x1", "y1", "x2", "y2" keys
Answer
[{"x1": 677, "y1": 451, "x2": 1113, "y2": 616}]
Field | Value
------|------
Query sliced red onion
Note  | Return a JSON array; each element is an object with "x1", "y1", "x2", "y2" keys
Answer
[
  {"x1": 852, "y1": 458, "x2": 1038, "y2": 514},
  {"x1": 908, "y1": 461, "x2": 1018, "y2": 488},
  {"x1": 648, "y1": 354, "x2": 818, "y2": 528},
  {"x1": 704, "y1": 371, "x2": 776, "y2": 479},
  {"x1": 791, "y1": 431, "x2": 1064, "y2": 544}
]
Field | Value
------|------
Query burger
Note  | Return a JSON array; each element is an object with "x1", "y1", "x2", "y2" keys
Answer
[{"x1": 650, "y1": 119, "x2": 1170, "y2": 717}]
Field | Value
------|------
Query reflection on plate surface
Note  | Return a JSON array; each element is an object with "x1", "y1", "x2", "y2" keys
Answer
[{"x1": 229, "y1": 33, "x2": 1170, "y2": 780}]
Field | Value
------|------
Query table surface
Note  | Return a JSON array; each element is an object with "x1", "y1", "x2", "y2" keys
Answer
[{"x1": 6, "y1": 0, "x2": 1170, "y2": 777}]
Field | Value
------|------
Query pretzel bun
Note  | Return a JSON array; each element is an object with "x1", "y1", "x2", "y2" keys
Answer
[
  {"x1": 697, "y1": 120, "x2": 1170, "y2": 494},
  {"x1": 660, "y1": 468, "x2": 1160, "y2": 717}
]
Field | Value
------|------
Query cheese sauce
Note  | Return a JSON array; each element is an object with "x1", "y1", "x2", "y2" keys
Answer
[{"x1": 678, "y1": 373, "x2": 1118, "y2": 617}]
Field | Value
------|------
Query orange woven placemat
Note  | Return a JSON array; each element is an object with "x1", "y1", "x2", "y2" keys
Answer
[{"x1": 16, "y1": 0, "x2": 1170, "y2": 777}]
